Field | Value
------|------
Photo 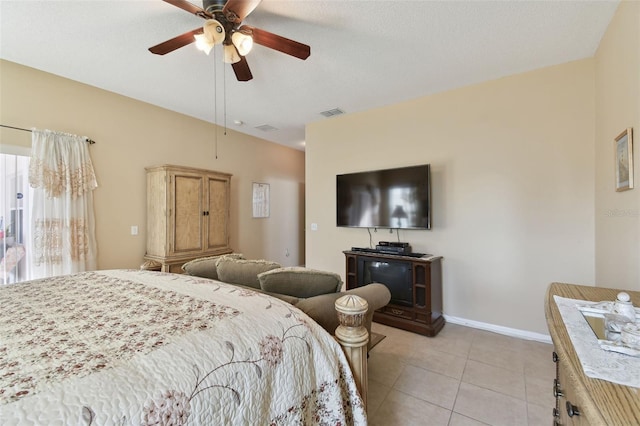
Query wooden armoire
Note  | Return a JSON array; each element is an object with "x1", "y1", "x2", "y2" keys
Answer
[{"x1": 142, "y1": 165, "x2": 232, "y2": 273}]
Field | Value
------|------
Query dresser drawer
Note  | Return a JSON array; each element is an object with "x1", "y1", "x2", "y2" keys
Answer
[
  {"x1": 553, "y1": 352, "x2": 591, "y2": 426},
  {"x1": 558, "y1": 366, "x2": 590, "y2": 425},
  {"x1": 382, "y1": 305, "x2": 413, "y2": 320}
]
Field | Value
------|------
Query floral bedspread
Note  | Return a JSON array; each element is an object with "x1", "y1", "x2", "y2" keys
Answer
[{"x1": 0, "y1": 270, "x2": 366, "y2": 425}]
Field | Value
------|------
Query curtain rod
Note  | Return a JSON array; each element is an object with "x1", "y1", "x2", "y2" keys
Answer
[{"x1": 0, "y1": 124, "x2": 96, "y2": 144}]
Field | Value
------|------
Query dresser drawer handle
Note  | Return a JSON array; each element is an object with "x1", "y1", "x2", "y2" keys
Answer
[
  {"x1": 553, "y1": 378, "x2": 563, "y2": 397},
  {"x1": 391, "y1": 309, "x2": 404, "y2": 315},
  {"x1": 566, "y1": 401, "x2": 580, "y2": 417}
]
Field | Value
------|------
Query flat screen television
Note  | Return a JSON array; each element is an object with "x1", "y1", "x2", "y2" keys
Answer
[{"x1": 336, "y1": 164, "x2": 431, "y2": 229}]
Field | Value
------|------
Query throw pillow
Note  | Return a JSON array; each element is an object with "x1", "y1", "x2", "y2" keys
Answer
[
  {"x1": 257, "y1": 267, "x2": 343, "y2": 298},
  {"x1": 181, "y1": 253, "x2": 244, "y2": 280},
  {"x1": 216, "y1": 258, "x2": 281, "y2": 289}
]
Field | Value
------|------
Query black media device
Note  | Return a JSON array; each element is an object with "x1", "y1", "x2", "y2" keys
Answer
[
  {"x1": 376, "y1": 241, "x2": 411, "y2": 255},
  {"x1": 336, "y1": 164, "x2": 431, "y2": 230},
  {"x1": 375, "y1": 245, "x2": 411, "y2": 255}
]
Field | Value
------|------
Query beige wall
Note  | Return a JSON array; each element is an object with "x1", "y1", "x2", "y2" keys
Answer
[
  {"x1": 306, "y1": 59, "x2": 596, "y2": 335},
  {"x1": 0, "y1": 60, "x2": 305, "y2": 269},
  {"x1": 594, "y1": 0, "x2": 640, "y2": 291}
]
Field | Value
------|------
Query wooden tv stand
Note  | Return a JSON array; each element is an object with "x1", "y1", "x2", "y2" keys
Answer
[{"x1": 344, "y1": 250, "x2": 444, "y2": 336}]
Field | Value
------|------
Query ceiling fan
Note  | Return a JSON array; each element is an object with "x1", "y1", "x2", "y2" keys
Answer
[{"x1": 149, "y1": 0, "x2": 311, "y2": 82}]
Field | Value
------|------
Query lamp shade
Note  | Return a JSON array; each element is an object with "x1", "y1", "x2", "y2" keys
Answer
[
  {"x1": 391, "y1": 205, "x2": 408, "y2": 219},
  {"x1": 231, "y1": 31, "x2": 253, "y2": 56},
  {"x1": 391, "y1": 204, "x2": 408, "y2": 228},
  {"x1": 223, "y1": 44, "x2": 241, "y2": 64},
  {"x1": 195, "y1": 19, "x2": 225, "y2": 55},
  {"x1": 194, "y1": 33, "x2": 214, "y2": 55},
  {"x1": 203, "y1": 19, "x2": 225, "y2": 44}
]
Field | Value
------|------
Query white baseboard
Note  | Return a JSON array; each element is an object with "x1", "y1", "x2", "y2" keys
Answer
[{"x1": 444, "y1": 314, "x2": 552, "y2": 344}]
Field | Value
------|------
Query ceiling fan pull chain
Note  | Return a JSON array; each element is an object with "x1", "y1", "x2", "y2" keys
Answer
[
  {"x1": 213, "y1": 45, "x2": 218, "y2": 160},
  {"x1": 223, "y1": 61, "x2": 227, "y2": 136}
]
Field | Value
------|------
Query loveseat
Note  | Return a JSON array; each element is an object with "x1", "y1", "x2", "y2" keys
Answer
[{"x1": 182, "y1": 254, "x2": 391, "y2": 342}]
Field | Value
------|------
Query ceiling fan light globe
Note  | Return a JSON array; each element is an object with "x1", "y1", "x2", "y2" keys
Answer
[
  {"x1": 194, "y1": 33, "x2": 214, "y2": 55},
  {"x1": 223, "y1": 44, "x2": 241, "y2": 64},
  {"x1": 202, "y1": 19, "x2": 226, "y2": 45},
  {"x1": 231, "y1": 31, "x2": 253, "y2": 56}
]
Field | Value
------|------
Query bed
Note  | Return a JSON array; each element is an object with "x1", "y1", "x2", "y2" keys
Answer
[{"x1": 0, "y1": 269, "x2": 367, "y2": 425}]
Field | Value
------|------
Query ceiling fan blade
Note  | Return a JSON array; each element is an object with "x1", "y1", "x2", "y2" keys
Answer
[
  {"x1": 240, "y1": 25, "x2": 310, "y2": 60},
  {"x1": 149, "y1": 28, "x2": 203, "y2": 55},
  {"x1": 223, "y1": 0, "x2": 262, "y2": 23},
  {"x1": 163, "y1": 0, "x2": 211, "y2": 18},
  {"x1": 232, "y1": 56, "x2": 253, "y2": 81}
]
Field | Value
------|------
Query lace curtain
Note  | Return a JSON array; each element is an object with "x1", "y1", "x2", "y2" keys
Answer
[{"x1": 29, "y1": 129, "x2": 98, "y2": 278}]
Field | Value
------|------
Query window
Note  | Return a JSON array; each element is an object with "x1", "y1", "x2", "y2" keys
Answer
[{"x1": 0, "y1": 152, "x2": 31, "y2": 284}]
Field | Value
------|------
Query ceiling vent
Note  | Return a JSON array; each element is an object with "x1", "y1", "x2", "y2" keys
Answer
[
  {"x1": 255, "y1": 124, "x2": 278, "y2": 132},
  {"x1": 320, "y1": 108, "x2": 345, "y2": 118}
]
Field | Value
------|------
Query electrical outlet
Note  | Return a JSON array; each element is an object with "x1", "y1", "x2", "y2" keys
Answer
[{"x1": 311, "y1": 223, "x2": 318, "y2": 231}]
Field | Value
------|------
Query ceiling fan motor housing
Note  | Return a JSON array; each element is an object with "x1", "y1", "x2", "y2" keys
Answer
[
  {"x1": 203, "y1": 0, "x2": 239, "y2": 43},
  {"x1": 203, "y1": 0, "x2": 227, "y2": 15}
]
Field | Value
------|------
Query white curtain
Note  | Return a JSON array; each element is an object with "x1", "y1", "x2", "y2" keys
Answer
[{"x1": 28, "y1": 129, "x2": 98, "y2": 278}]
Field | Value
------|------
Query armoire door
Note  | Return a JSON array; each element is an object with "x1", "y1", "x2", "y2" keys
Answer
[
  {"x1": 172, "y1": 173, "x2": 204, "y2": 253},
  {"x1": 205, "y1": 175, "x2": 229, "y2": 250}
]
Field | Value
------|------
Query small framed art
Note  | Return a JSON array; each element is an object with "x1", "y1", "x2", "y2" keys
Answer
[
  {"x1": 614, "y1": 128, "x2": 633, "y2": 192},
  {"x1": 252, "y1": 182, "x2": 270, "y2": 218}
]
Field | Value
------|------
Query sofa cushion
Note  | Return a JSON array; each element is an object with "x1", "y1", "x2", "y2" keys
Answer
[
  {"x1": 295, "y1": 284, "x2": 391, "y2": 337},
  {"x1": 181, "y1": 253, "x2": 243, "y2": 280},
  {"x1": 257, "y1": 267, "x2": 342, "y2": 298},
  {"x1": 216, "y1": 258, "x2": 281, "y2": 289},
  {"x1": 261, "y1": 291, "x2": 300, "y2": 305}
]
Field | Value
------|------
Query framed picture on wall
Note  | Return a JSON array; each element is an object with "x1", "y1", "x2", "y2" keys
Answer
[
  {"x1": 614, "y1": 128, "x2": 633, "y2": 192},
  {"x1": 252, "y1": 182, "x2": 270, "y2": 218}
]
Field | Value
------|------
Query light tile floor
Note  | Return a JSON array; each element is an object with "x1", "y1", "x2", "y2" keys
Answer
[{"x1": 367, "y1": 322, "x2": 555, "y2": 426}]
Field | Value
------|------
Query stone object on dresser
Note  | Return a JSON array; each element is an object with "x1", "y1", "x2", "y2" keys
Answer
[
  {"x1": 622, "y1": 323, "x2": 640, "y2": 349},
  {"x1": 182, "y1": 254, "x2": 391, "y2": 342},
  {"x1": 613, "y1": 291, "x2": 637, "y2": 322}
]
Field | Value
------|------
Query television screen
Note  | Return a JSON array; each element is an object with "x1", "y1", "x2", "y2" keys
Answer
[
  {"x1": 336, "y1": 164, "x2": 431, "y2": 229},
  {"x1": 359, "y1": 257, "x2": 413, "y2": 307}
]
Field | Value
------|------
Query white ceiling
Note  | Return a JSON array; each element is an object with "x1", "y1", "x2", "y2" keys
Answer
[{"x1": 0, "y1": 0, "x2": 619, "y2": 151}]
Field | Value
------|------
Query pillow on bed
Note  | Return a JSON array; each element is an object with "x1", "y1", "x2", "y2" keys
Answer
[
  {"x1": 257, "y1": 267, "x2": 343, "y2": 298},
  {"x1": 181, "y1": 253, "x2": 244, "y2": 280},
  {"x1": 216, "y1": 258, "x2": 281, "y2": 289}
]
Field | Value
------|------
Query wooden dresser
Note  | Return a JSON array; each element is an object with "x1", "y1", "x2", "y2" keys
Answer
[
  {"x1": 545, "y1": 283, "x2": 640, "y2": 425},
  {"x1": 142, "y1": 165, "x2": 232, "y2": 273}
]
